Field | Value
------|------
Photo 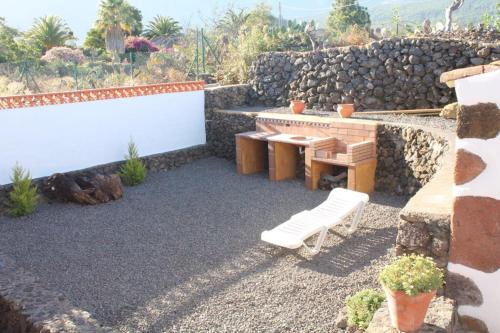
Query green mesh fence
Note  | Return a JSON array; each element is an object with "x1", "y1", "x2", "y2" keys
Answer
[{"x1": 0, "y1": 51, "x2": 191, "y2": 96}]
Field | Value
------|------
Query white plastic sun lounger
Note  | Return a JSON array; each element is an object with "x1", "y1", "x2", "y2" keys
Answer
[{"x1": 261, "y1": 188, "x2": 369, "y2": 255}]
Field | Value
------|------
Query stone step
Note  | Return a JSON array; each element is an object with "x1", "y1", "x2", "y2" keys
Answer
[{"x1": 367, "y1": 296, "x2": 459, "y2": 333}]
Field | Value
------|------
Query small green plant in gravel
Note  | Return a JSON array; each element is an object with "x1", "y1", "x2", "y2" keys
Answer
[
  {"x1": 120, "y1": 139, "x2": 147, "y2": 186},
  {"x1": 346, "y1": 289, "x2": 385, "y2": 329},
  {"x1": 9, "y1": 164, "x2": 39, "y2": 217},
  {"x1": 379, "y1": 254, "x2": 444, "y2": 296}
]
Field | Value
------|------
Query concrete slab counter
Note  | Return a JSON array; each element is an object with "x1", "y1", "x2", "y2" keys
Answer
[{"x1": 235, "y1": 113, "x2": 378, "y2": 193}]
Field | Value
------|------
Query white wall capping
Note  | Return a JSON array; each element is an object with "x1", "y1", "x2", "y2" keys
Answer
[
  {"x1": 455, "y1": 70, "x2": 500, "y2": 107},
  {"x1": 447, "y1": 263, "x2": 500, "y2": 332},
  {"x1": 453, "y1": 134, "x2": 500, "y2": 200},
  {"x1": 0, "y1": 91, "x2": 206, "y2": 185}
]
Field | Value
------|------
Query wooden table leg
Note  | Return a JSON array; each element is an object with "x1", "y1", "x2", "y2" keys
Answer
[
  {"x1": 236, "y1": 136, "x2": 266, "y2": 175},
  {"x1": 269, "y1": 142, "x2": 298, "y2": 181},
  {"x1": 348, "y1": 159, "x2": 377, "y2": 193}
]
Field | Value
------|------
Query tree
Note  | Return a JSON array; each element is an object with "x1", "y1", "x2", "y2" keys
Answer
[
  {"x1": 96, "y1": 0, "x2": 142, "y2": 61},
  {"x1": 327, "y1": 0, "x2": 371, "y2": 36},
  {"x1": 129, "y1": 6, "x2": 143, "y2": 36},
  {"x1": 218, "y1": 4, "x2": 311, "y2": 83},
  {"x1": 391, "y1": 7, "x2": 401, "y2": 36},
  {"x1": 214, "y1": 7, "x2": 249, "y2": 42},
  {"x1": 496, "y1": 3, "x2": 500, "y2": 31},
  {"x1": 143, "y1": 15, "x2": 181, "y2": 40},
  {"x1": 25, "y1": 16, "x2": 75, "y2": 54},
  {"x1": 444, "y1": 0, "x2": 465, "y2": 32},
  {"x1": 483, "y1": 3, "x2": 500, "y2": 30},
  {"x1": 0, "y1": 17, "x2": 20, "y2": 62},
  {"x1": 83, "y1": 27, "x2": 106, "y2": 55}
]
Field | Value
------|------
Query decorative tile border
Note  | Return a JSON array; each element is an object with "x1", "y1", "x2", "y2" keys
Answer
[
  {"x1": 256, "y1": 118, "x2": 331, "y2": 128},
  {"x1": 0, "y1": 81, "x2": 205, "y2": 110}
]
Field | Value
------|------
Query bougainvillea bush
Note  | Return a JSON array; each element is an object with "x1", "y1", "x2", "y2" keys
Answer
[
  {"x1": 125, "y1": 36, "x2": 160, "y2": 53},
  {"x1": 41, "y1": 47, "x2": 86, "y2": 64}
]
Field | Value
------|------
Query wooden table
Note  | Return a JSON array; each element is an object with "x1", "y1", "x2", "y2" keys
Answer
[{"x1": 235, "y1": 131, "x2": 376, "y2": 193}]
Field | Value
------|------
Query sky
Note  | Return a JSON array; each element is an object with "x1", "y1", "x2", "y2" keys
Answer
[{"x1": 0, "y1": 0, "x2": 336, "y2": 44}]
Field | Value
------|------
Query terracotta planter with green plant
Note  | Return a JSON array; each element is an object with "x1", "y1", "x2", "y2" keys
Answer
[{"x1": 379, "y1": 254, "x2": 444, "y2": 332}]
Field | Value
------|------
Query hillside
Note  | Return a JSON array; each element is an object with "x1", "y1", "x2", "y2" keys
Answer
[{"x1": 366, "y1": 0, "x2": 498, "y2": 29}]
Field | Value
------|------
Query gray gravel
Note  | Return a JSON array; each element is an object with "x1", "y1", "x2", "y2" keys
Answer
[{"x1": 0, "y1": 158, "x2": 406, "y2": 332}]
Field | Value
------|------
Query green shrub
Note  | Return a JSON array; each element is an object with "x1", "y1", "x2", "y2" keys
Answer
[
  {"x1": 119, "y1": 140, "x2": 146, "y2": 186},
  {"x1": 9, "y1": 164, "x2": 39, "y2": 217},
  {"x1": 379, "y1": 254, "x2": 444, "y2": 296},
  {"x1": 346, "y1": 289, "x2": 385, "y2": 329}
]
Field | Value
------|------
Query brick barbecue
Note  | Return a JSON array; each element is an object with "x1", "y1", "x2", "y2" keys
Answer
[{"x1": 235, "y1": 113, "x2": 378, "y2": 193}]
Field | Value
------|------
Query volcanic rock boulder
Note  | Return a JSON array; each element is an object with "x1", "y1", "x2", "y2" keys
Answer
[{"x1": 43, "y1": 173, "x2": 123, "y2": 205}]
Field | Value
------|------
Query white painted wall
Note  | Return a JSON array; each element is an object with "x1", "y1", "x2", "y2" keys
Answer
[
  {"x1": 454, "y1": 135, "x2": 500, "y2": 200},
  {"x1": 448, "y1": 263, "x2": 500, "y2": 333},
  {"x1": 455, "y1": 70, "x2": 500, "y2": 107},
  {"x1": 0, "y1": 91, "x2": 205, "y2": 185},
  {"x1": 451, "y1": 69, "x2": 500, "y2": 332}
]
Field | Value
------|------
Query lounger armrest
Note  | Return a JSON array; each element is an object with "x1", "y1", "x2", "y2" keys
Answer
[{"x1": 291, "y1": 210, "x2": 310, "y2": 220}]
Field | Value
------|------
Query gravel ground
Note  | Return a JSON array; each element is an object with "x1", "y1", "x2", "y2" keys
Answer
[
  {"x1": 0, "y1": 158, "x2": 406, "y2": 332},
  {"x1": 230, "y1": 106, "x2": 456, "y2": 132}
]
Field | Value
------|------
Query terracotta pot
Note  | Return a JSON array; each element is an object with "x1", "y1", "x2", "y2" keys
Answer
[
  {"x1": 290, "y1": 100, "x2": 305, "y2": 114},
  {"x1": 383, "y1": 285, "x2": 436, "y2": 332},
  {"x1": 337, "y1": 104, "x2": 355, "y2": 118}
]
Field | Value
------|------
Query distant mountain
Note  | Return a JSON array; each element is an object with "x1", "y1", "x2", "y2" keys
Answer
[
  {"x1": 365, "y1": 0, "x2": 497, "y2": 29},
  {"x1": 312, "y1": 0, "x2": 497, "y2": 30}
]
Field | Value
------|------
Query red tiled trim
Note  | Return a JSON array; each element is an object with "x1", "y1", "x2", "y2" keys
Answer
[{"x1": 0, "y1": 81, "x2": 205, "y2": 110}]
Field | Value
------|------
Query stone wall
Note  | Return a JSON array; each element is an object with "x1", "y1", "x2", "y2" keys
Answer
[
  {"x1": 204, "y1": 84, "x2": 253, "y2": 119},
  {"x1": 248, "y1": 38, "x2": 499, "y2": 111},
  {"x1": 207, "y1": 111, "x2": 257, "y2": 160},
  {"x1": 0, "y1": 145, "x2": 210, "y2": 216},
  {"x1": 205, "y1": 84, "x2": 258, "y2": 160},
  {"x1": 397, "y1": 212, "x2": 451, "y2": 270},
  {"x1": 0, "y1": 253, "x2": 114, "y2": 333},
  {"x1": 376, "y1": 124, "x2": 448, "y2": 196}
]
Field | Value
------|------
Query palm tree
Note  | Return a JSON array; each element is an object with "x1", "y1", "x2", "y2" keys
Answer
[
  {"x1": 96, "y1": 0, "x2": 141, "y2": 61},
  {"x1": 215, "y1": 8, "x2": 250, "y2": 40},
  {"x1": 25, "y1": 16, "x2": 74, "y2": 53},
  {"x1": 143, "y1": 15, "x2": 181, "y2": 40}
]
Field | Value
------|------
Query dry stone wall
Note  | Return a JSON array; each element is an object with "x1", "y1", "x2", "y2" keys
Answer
[
  {"x1": 248, "y1": 38, "x2": 499, "y2": 111},
  {"x1": 376, "y1": 125, "x2": 448, "y2": 196},
  {"x1": 0, "y1": 145, "x2": 210, "y2": 216},
  {"x1": 205, "y1": 84, "x2": 257, "y2": 160},
  {"x1": 0, "y1": 253, "x2": 115, "y2": 333}
]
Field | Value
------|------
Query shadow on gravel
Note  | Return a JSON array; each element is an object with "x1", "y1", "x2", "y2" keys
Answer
[
  {"x1": 368, "y1": 192, "x2": 409, "y2": 207},
  {"x1": 296, "y1": 226, "x2": 397, "y2": 277},
  {"x1": 133, "y1": 248, "x2": 281, "y2": 332}
]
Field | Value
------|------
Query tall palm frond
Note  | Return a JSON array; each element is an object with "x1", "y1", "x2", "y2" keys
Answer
[
  {"x1": 25, "y1": 16, "x2": 74, "y2": 53},
  {"x1": 215, "y1": 8, "x2": 250, "y2": 38},
  {"x1": 143, "y1": 15, "x2": 181, "y2": 39}
]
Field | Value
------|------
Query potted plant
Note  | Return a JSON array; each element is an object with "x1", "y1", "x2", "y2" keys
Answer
[
  {"x1": 290, "y1": 100, "x2": 305, "y2": 114},
  {"x1": 379, "y1": 254, "x2": 444, "y2": 332},
  {"x1": 337, "y1": 104, "x2": 355, "y2": 118}
]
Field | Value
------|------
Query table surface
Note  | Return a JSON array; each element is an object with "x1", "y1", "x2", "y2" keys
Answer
[{"x1": 236, "y1": 131, "x2": 334, "y2": 147}]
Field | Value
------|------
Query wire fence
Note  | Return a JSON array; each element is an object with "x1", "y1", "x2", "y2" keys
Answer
[{"x1": 0, "y1": 51, "x2": 192, "y2": 96}]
